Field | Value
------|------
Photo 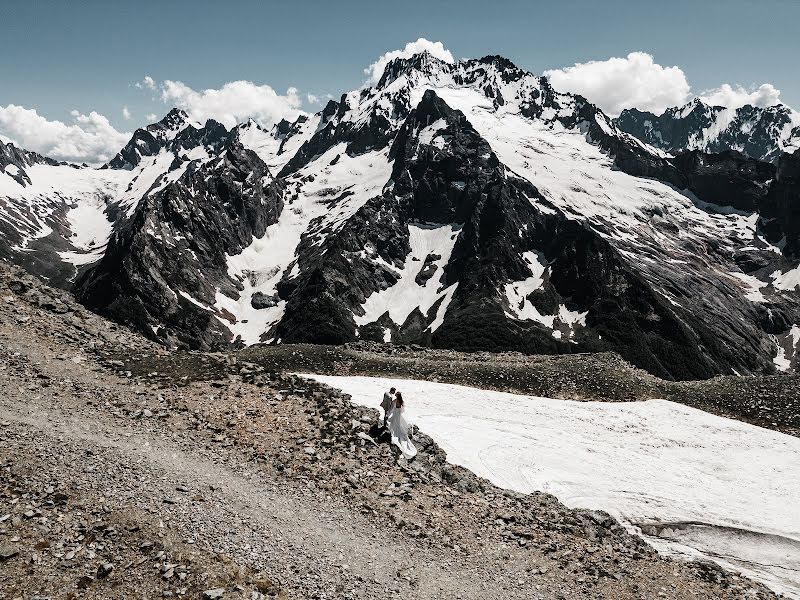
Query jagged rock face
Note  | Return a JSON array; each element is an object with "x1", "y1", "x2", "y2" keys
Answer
[
  {"x1": 1, "y1": 114, "x2": 243, "y2": 290},
  {"x1": 107, "y1": 109, "x2": 188, "y2": 169},
  {"x1": 0, "y1": 142, "x2": 61, "y2": 187},
  {"x1": 274, "y1": 89, "x2": 512, "y2": 344},
  {"x1": 105, "y1": 109, "x2": 231, "y2": 170},
  {"x1": 616, "y1": 99, "x2": 800, "y2": 163},
  {"x1": 76, "y1": 141, "x2": 284, "y2": 350},
  {"x1": 671, "y1": 150, "x2": 776, "y2": 212},
  {"x1": 3, "y1": 52, "x2": 800, "y2": 378},
  {"x1": 759, "y1": 150, "x2": 800, "y2": 259}
]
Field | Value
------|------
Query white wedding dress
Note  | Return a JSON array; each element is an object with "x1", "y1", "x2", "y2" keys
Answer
[{"x1": 387, "y1": 405, "x2": 417, "y2": 459}]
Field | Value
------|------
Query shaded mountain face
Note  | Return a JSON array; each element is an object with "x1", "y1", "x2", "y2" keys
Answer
[
  {"x1": 76, "y1": 140, "x2": 283, "y2": 350},
  {"x1": 616, "y1": 99, "x2": 800, "y2": 163},
  {"x1": 759, "y1": 150, "x2": 800, "y2": 260},
  {"x1": 3, "y1": 52, "x2": 800, "y2": 379}
]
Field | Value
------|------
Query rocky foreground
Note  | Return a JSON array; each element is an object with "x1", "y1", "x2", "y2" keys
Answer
[{"x1": 0, "y1": 262, "x2": 783, "y2": 599}]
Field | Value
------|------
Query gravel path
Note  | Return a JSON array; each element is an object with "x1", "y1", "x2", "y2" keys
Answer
[{"x1": 2, "y1": 396, "x2": 532, "y2": 599}]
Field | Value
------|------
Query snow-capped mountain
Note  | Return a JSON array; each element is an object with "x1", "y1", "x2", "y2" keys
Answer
[
  {"x1": 0, "y1": 139, "x2": 132, "y2": 286},
  {"x1": 0, "y1": 109, "x2": 241, "y2": 287},
  {"x1": 616, "y1": 98, "x2": 800, "y2": 163},
  {"x1": 3, "y1": 51, "x2": 800, "y2": 379}
]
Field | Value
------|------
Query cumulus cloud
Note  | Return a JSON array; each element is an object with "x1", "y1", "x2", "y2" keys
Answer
[
  {"x1": 122, "y1": 106, "x2": 131, "y2": 120},
  {"x1": 146, "y1": 113, "x2": 158, "y2": 121},
  {"x1": 136, "y1": 75, "x2": 156, "y2": 91},
  {"x1": 542, "y1": 51, "x2": 793, "y2": 115},
  {"x1": 157, "y1": 79, "x2": 304, "y2": 129},
  {"x1": 543, "y1": 52, "x2": 691, "y2": 116},
  {"x1": 699, "y1": 83, "x2": 783, "y2": 109},
  {"x1": 306, "y1": 93, "x2": 319, "y2": 105},
  {"x1": 364, "y1": 38, "x2": 454, "y2": 84},
  {"x1": 0, "y1": 104, "x2": 130, "y2": 165}
]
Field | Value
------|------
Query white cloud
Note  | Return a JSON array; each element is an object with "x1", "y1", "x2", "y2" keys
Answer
[
  {"x1": 0, "y1": 104, "x2": 130, "y2": 165},
  {"x1": 364, "y1": 38, "x2": 454, "y2": 85},
  {"x1": 544, "y1": 52, "x2": 691, "y2": 116},
  {"x1": 699, "y1": 83, "x2": 783, "y2": 110},
  {"x1": 136, "y1": 75, "x2": 156, "y2": 91},
  {"x1": 122, "y1": 106, "x2": 131, "y2": 120},
  {"x1": 542, "y1": 52, "x2": 793, "y2": 116},
  {"x1": 158, "y1": 79, "x2": 305, "y2": 129},
  {"x1": 307, "y1": 93, "x2": 319, "y2": 105},
  {"x1": 146, "y1": 113, "x2": 158, "y2": 121}
]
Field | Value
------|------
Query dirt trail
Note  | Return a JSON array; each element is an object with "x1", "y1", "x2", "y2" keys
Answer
[{"x1": 2, "y1": 396, "x2": 523, "y2": 599}]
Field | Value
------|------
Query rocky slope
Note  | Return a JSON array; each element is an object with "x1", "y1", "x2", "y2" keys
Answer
[
  {"x1": 616, "y1": 99, "x2": 800, "y2": 163},
  {"x1": 2, "y1": 51, "x2": 800, "y2": 380},
  {"x1": 0, "y1": 260, "x2": 779, "y2": 599}
]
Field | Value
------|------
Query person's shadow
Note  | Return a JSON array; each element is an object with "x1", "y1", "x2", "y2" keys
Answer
[{"x1": 367, "y1": 423, "x2": 392, "y2": 444}]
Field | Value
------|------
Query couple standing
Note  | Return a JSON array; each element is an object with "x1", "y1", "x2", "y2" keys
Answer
[{"x1": 380, "y1": 386, "x2": 417, "y2": 460}]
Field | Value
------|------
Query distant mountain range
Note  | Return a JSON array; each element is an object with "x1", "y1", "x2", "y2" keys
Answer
[
  {"x1": 616, "y1": 98, "x2": 800, "y2": 163},
  {"x1": 2, "y1": 51, "x2": 799, "y2": 379}
]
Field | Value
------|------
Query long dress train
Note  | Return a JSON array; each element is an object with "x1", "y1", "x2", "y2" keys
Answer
[{"x1": 387, "y1": 406, "x2": 417, "y2": 459}]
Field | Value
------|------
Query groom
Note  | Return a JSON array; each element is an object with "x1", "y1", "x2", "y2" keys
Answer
[{"x1": 380, "y1": 386, "x2": 396, "y2": 427}]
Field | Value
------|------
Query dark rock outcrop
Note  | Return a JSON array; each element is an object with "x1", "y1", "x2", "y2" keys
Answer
[
  {"x1": 759, "y1": 149, "x2": 800, "y2": 259},
  {"x1": 77, "y1": 140, "x2": 284, "y2": 349},
  {"x1": 671, "y1": 150, "x2": 776, "y2": 212},
  {"x1": 0, "y1": 141, "x2": 61, "y2": 187}
]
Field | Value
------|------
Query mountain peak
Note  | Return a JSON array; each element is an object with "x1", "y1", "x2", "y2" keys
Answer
[
  {"x1": 375, "y1": 51, "x2": 452, "y2": 89},
  {"x1": 148, "y1": 108, "x2": 194, "y2": 136},
  {"x1": 158, "y1": 107, "x2": 190, "y2": 125}
]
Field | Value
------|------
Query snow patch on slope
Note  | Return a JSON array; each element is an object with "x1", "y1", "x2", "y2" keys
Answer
[
  {"x1": 0, "y1": 163, "x2": 129, "y2": 253},
  {"x1": 505, "y1": 251, "x2": 548, "y2": 322},
  {"x1": 355, "y1": 222, "x2": 460, "y2": 332},
  {"x1": 770, "y1": 265, "x2": 800, "y2": 292},
  {"x1": 729, "y1": 271, "x2": 767, "y2": 303},
  {"x1": 504, "y1": 251, "x2": 587, "y2": 340},
  {"x1": 215, "y1": 196, "x2": 320, "y2": 344},
  {"x1": 302, "y1": 374, "x2": 800, "y2": 599},
  {"x1": 238, "y1": 116, "x2": 320, "y2": 174},
  {"x1": 215, "y1": 145, "x2": 394, "y2": 344}
]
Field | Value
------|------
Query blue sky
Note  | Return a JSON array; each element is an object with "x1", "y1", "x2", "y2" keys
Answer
[{"x1": 1, "y1": 0, "x2": 798, "y2": 162}]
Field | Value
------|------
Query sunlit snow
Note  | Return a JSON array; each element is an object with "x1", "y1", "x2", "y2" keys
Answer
[
  {"x1": 0, "y1": 163, "x2": 129, "y2": 259},
  {"x1": 215, "y1": 145, "x2": 394, "y2": 343},
  {"x1": 301, "y1": 374, "x2": 800, "y2": 599},
  {"x1": 355, "y1": 222, "x2": 461, "y2": 332}
]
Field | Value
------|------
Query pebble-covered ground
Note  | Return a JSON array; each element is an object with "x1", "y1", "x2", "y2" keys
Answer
[
  {"x1": 235, "y1": 342, "x2": 799, "y2": 437},
  {"x1": 0, "y1": 262, "x2": 785, "y2": 599}
]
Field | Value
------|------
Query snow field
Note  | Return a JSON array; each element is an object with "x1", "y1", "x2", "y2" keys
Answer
[{"x1": 300, "y1": 374, "x2": 800, "y2": 599}]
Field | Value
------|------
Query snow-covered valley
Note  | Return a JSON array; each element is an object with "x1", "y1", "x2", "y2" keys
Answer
[{"x1": 300, "y1": 374, "x2": 800, "y2": 599}]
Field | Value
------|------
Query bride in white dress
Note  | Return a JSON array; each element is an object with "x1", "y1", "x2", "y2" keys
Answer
[{"x1": 387, "y1": 392, "x2": 417, "y2": 460}]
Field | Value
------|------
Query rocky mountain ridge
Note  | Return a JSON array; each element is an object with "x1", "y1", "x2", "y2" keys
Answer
[
  {"x1": 1, "y1": 51, "x2": 800, "y2": 379},
  {"x1": 0, "y1": 140, "x2": 64, "y2": 187},
  {"x1": 616, "y1": 98, "x2": 800, "y2": 163}
]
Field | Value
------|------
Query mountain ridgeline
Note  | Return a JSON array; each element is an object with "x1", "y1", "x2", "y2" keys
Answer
[
  {"x1": 615, "y1": 99, "x2": 800, "y2": 164},
  {"x1": 1, "y1": 51, "x2": 799, "y2": 380}
]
